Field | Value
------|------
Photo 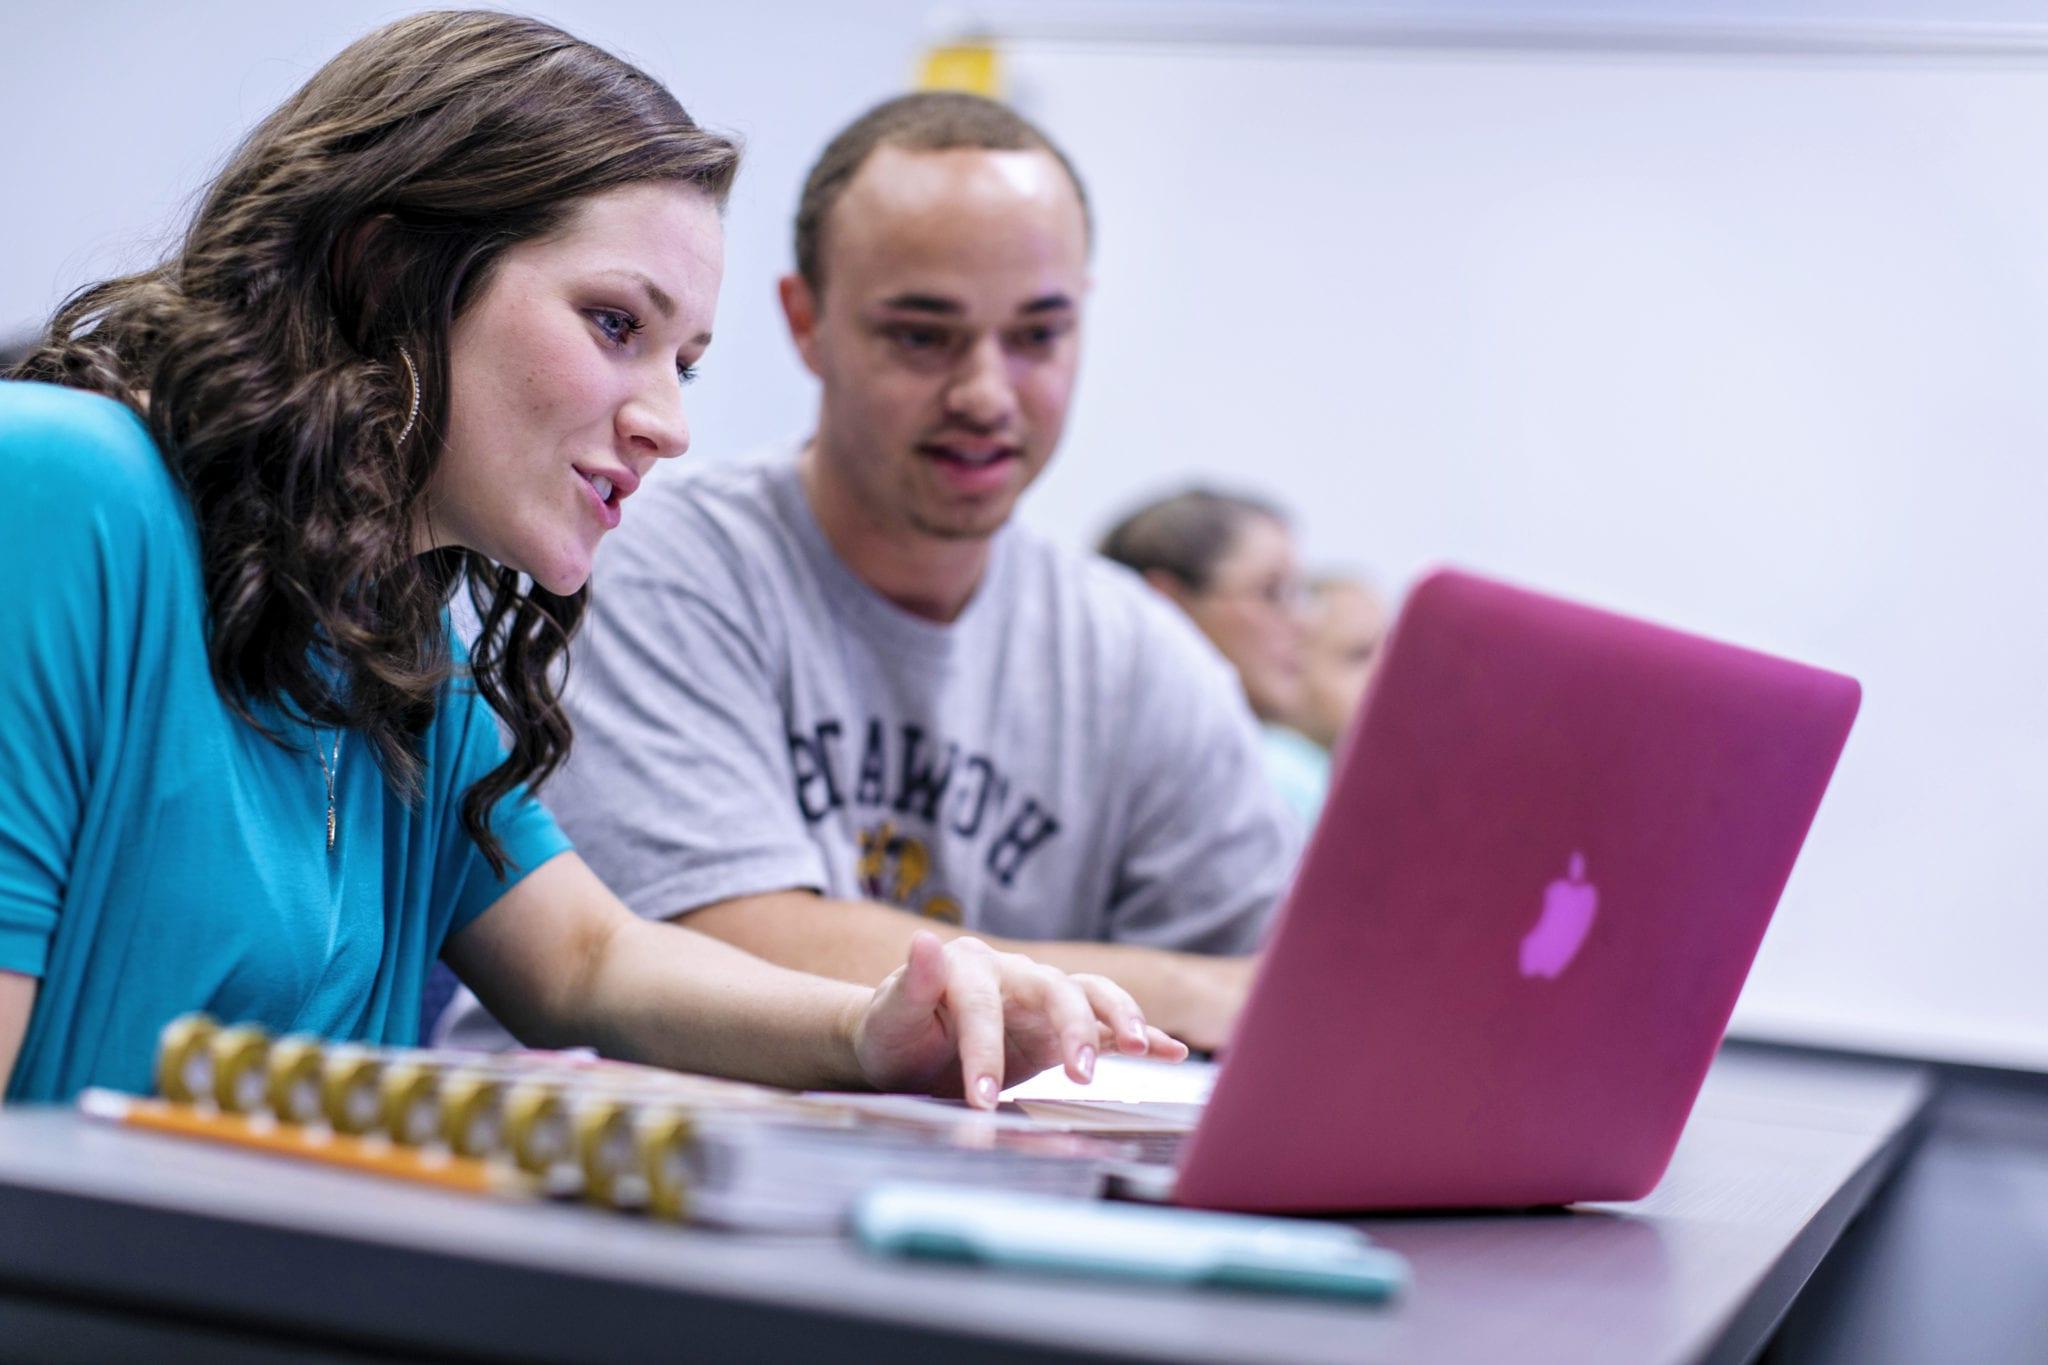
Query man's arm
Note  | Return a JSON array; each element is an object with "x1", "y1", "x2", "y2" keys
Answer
[{"x1": 684, "y1": 890, "x2": 1253, "y2": 1053}]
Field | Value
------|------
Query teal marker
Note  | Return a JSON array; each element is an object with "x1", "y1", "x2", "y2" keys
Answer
[{"x1": 853, "y1": 1183, "x2": 1409, "y2": 1301}]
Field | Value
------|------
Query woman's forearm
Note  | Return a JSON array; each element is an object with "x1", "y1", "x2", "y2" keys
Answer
[
  {"x1": 0, "y1": 972, "x2": 36, "y2": 1097},
  {"x1": 446, "y1": 854, "x2": 872, "y2": 1090},
  {"x1": 574, "y1": 914, "x2": 873, "y2": 1090},
  {"x1": 446, "y1": 852, "x2": 1188, "y2": 1108}
]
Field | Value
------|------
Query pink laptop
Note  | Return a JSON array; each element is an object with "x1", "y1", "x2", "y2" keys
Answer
[{"x1": 1171, "y1": 568, "x2": 1861, "y2": 1212}]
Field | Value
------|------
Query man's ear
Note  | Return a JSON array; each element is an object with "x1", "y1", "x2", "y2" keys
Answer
[{"x1": 778, "y1": 273, "x2": 824, "y2": 379}]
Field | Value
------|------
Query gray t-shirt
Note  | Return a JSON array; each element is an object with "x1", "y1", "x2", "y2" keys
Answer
[{"x1": 438, "y1": 457, "x2": 1293, "y2": 1047}]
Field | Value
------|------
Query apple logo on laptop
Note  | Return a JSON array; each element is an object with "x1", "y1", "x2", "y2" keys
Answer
[{"x1": 1519, "y1": 852, "x2": 1599, "y2": 979}]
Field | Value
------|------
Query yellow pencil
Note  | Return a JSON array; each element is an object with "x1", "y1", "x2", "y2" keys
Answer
[{"x1": 78, "y1": 1089, "x2": 531, "y2": 1199}]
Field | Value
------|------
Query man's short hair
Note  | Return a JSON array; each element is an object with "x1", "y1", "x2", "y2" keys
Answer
[
  {"x1": 1098, "y1": 487, "x2": 1288, "y2": 592},
  {"x1": 794, "y1": 91, "x2": 1092, "y2": 293}
]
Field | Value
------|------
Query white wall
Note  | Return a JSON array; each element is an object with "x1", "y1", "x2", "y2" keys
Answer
[
  {"x1": 3, "y1": 0, "x2": 930, "y2": 461},
  {"x1": 1001, "y1": 34, "x2": 2048, "y2": 1070}
]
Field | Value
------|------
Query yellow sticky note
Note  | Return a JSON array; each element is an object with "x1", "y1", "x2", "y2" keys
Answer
[{"x1": 918, "y1": 42, "x2": 1003, "y2": 99}]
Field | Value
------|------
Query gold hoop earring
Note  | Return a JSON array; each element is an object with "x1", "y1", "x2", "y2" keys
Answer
[{"x1": 395, "y1": 346, "x2": 421, "y2": 448}]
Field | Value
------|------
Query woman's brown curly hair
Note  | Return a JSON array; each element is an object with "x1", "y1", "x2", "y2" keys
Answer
[{"x1": 10, "y1": 11, "x2": 739, "y2": 873}]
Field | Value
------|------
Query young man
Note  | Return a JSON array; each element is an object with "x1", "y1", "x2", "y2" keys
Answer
[{"x1": 442, "y1": 94, "x2": 1294, "y2": 1053}]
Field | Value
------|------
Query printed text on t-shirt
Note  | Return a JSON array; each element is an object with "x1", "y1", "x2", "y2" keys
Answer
[{"x1": 786, "y1": 718, "x2": 1061, "y2": 887}]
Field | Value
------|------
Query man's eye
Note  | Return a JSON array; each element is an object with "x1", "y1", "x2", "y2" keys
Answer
[
  {"x1": 1010, "y1": 325, "x2": 1060, "y2": 351},
  {"x1": 888, "y1": 325, "x2": 950, "y2": 352}
]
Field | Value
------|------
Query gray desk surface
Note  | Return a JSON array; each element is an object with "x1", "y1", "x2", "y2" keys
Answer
[{"x1": 0, "y1": 1044, "x2": 1930, "y2": 1365}]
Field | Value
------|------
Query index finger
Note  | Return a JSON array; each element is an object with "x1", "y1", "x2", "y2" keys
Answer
[{"x1": 941, "y1": 947, "x2": 1007, "y2": 1109}]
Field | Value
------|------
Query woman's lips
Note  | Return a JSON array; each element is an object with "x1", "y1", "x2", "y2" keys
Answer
[{"x1": 575, "y1": 467, "x2": 622, "y2": 530}]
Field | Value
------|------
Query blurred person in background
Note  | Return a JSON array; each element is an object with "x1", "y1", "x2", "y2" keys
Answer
[
  {"x1": 1098, "y1": 488, "x2": 1327, "y2": 828},
  {"x1": 1292, "y1": 574, "x2": 1390, "y2": 756}
]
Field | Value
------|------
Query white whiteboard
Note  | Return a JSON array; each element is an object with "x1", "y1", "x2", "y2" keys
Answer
[{"x1": 1002, "y1": 36, "x2": 2048, "y2": 1069}]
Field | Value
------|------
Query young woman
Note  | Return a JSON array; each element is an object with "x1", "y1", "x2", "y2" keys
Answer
[{"x1": 0, "y1": 11, "x2": 1181, "y2": 1106}]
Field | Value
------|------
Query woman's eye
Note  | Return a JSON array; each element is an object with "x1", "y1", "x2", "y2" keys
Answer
[
  {"x1": 592, "y1": 309, "x2": 643, "y2": 346},
  {"x1": 677, "y1": 362, "x2": 699, "y2": 386}
]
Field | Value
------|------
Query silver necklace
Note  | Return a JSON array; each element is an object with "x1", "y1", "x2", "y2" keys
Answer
[{"x1": 317, "y1": 731, "x2": 342, "y2": 853}]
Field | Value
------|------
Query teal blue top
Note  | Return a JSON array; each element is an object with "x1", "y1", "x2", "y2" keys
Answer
[
  {"x1": 0, "y1": 382, "x2": 571, "y2": 1103},
  {"x1": 1260, "y1": 722, "x2": 1332, "y2": 833}
]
